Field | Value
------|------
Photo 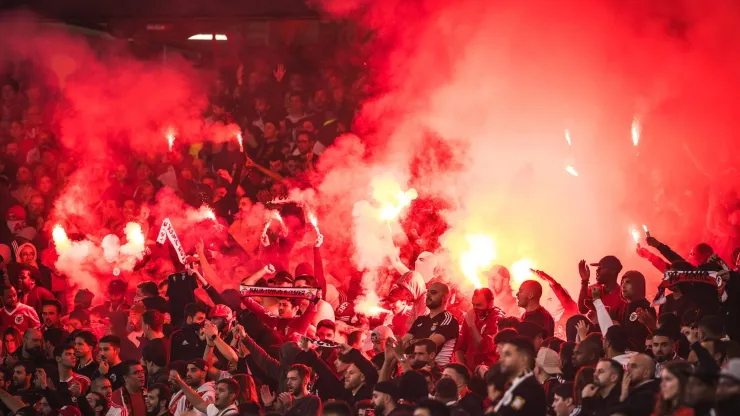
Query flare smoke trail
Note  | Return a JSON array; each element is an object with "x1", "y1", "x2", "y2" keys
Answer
[{"x1": 312, "y1": 0, "x2": 740, "y2": 299}]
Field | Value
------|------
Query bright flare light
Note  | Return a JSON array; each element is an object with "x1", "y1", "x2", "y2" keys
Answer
[
  {"x1": 371, "y1": 174, "x2": 418, "y2": 221},
  {"x1": 631, "y1": 227, "x2": 640, "y2": 244},
  {"x1": 124, "y1": 222, "x2": 145, "y2": 247},
  {"x1": 166, "y1": 128, "x2": 176, "y2": 152},
  {"x1": 237, "y1": 133, "x2": 244, "y2": 153},
  {"x1": 511, "y1": 258, "x2": 536, "y2": 289},
  {"x1": 642, "y1": 224, "x2": 649, "y2": 233},
  {"x1": 565, "y1": 165, "x2": 579, "y2": 177},
  {"x1": 632, "y1": 117, "x2": 640, "y2": 146},
  {"x1": 200, "y1": 206, "x2": 216, "y2": 221},
  {"x1": 308, "y1": 212, "x2": 320, "y2": 233},
  {"x1": 355, "y1": 295, "x2": 389, "y2": 316},
  {"x1": 459, "y1": 234, "x2": 497, "y2": 288},
  {"x1": 52, "y1": 224, "x2": 70, "y2": 251},
  {"x1": 188, "y1": 34, "x2": 228, "y2": 41},
  {"x1": 564, "y1": 129, "x2": 572, "y2": 146}
]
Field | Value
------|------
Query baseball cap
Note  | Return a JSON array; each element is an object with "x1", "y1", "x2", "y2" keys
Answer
[
  {"x1": 188, "y1": 358, "x2": 209, "y2": 371},
  {"x1": 210, "y1": 304, "x2": 233, "y2": 322},
  {"x1": 294, "y1": 262, "x2": 313, "y2": 278},
  {"x1": 384, "y1": 286, "x2": 413, "y2": 303},
  {"x1": 108, "y1": 279, "x2": 127, "y2": 295},
  {"x1": 589, "y1": 255, "x2": 623, "y2": 272},
  {"x1": 58, "y1": 406, "x2": 82, "y2": 416},
  {"x1": 374, "y1": 380, "x2": 400, "y2": 402},
  {"x1": 74, "y1": 289, "x2": 94, "y2": 308},
  {"x1": 536, "y1": 347, "x2": 562, "y2": 374},
  {"x1": 268, "y1": 271, "x2": 294, "y2": 285},
  {"x1": 5, "y1": 205, "x2": 26, "y2": 221},
  {"x1": 720, "y1": 358, "x2": 740, "y2": 383}
]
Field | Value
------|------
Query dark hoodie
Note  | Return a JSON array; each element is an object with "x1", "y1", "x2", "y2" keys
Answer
[{"x1": 612, "y1": 271, "x2": 655, "y2": 352}]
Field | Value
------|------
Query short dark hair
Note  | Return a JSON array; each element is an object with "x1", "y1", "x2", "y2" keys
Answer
[
  {"x1": 143, "y1": 310, "x2": 164, "y2": 332},
  {"x1": 87, "y1": 392, "x2": 108, "y2": 412},
  {"x1": 296, "y1": 130, "x2": 316, "y2": 142},
  {"x1": 347, "y1": 330, "x2": 363, "y2": 346},
  {"x1": 695, "y1": 243, "x2": 714, "y2": 258},
  {"x1": 217, "y1": 378, "x2": 240, "y2": 396},
  {"x1": 494, "y1": 328, "x2": 519, "y2": 345},
  {"x1": 287, "y1": 364, "x2": 311, "y2": 381},
  {"x1": 137, "y1": 282, "x2": 158, "y2": 297},
  {"x1": 652, "y1": 327, "x2": 677, "y2": 342},
  {"x1": 121, "y1": 360, "x2": 143, "y2": 376},
  {"x1": 148, "y1": 383, "x2": 172, "y2": 404},
  {"x1": 598, "y1": 358, "x2": 624, "y2": 381},
  {"x1": 698, "y1": 315, "x2": 724, "y2": 339},
  {"x1": 41, "y1": 299, "x2": 62, "y2": 314},
  {"x1": 604, "y1": 326, "x2": 629, "y2": 353},
  {"x1": 497, "y1": 316, "x2": 520, "y2": 330},
  {"x1": 316, "y1": 320, "x2": 336, "y2": 332},
  {"x1": 413, "y1": 338, "x2": 437, "y2": 355},
  {"x1": 184, "y1": 303, "x2": 207, "y2": 319},
  {"x1": 434, "y1": 377, "x2": 458, "y2": 402},
  {"x1": 53, "y1": 343, "x2": 74, "y2": 358},
  {"x1": 444, "y1": 363, "x2": 470, "y2": 385},
  {"x1": 541, "y1": 337, "x2": 565, "y2": 353},
  {"x1": 516, "y1": 321, "x2": 547, "y2": 341},
  {"x1": 416, "y1": 399, "x2": 450, "y2": 416},
  {"x1": 322, "y1": 401, "x2": 353, "y2": 416},
  {"x1": 553, "y1": 381, "x2": 575, "y2": 400},
  {"x1": 472, "y1": 288, "x2": 493, "y2": 304},
  {"x1": 75, "y1": 330, "x2": 97, "y2": 348},
  {"x1": 485, "y1": 363, "x2": 508, "y2": 391},
  {"x1": 14, "y1": 360, "x2": 35, "y2": 374},
  {"x1": 99, "y1": 335, "x2": 121, "y2": 349},
  {"x1": 278, "y1": 297, "x2": 300, "y2": 308}
]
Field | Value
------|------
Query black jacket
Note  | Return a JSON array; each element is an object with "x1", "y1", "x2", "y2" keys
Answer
[
  {"x1": 494, "y1": 374, "x2": 546, "y2": 416},
  {"x1": 580, "y1": 385, "x2": 621, "y2": 416},
  {"x1": 608, "y1": 379, "x2": 659, "y2": 416}
]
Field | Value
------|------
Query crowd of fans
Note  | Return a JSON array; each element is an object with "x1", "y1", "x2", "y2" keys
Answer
[{"x1": 0, "y1": 42, "x2": 740, "y2": 416}]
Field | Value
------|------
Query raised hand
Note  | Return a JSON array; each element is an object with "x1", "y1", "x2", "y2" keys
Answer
[
  {"x1": 315, "y1": 233, "x2": 324, "y2": 248},
  {"x1": 646, "y1": 236, "x2": 660, "y2": 248},
  {"x1": 217, "y1": 169, "x2": 233, "y2": 183},
  {"x1": 590, "y1": 285, "x2": 602, "y2": 300},
  {"x1": 578, "y1": 260, "x2": 590, "y2": 283},
  {"x1": 264, "y1": 264, "x2": 276, "y2": 274},
  {"x1": 575, "y1": 320, "x2": 589, "y2": 342},
  {"x1": 261, "y1": 233, "x2": 270, "y2": 247},
  {"x1": 582, "y1": 383, "x2": 598, "y2": 398},
  {"x1": 635, "y1": 244, "x2": 650, "y2": 259},
  {"x1": 260, "y1": 385, "x2": 276, "y2": 408},
  {"x1": 273, "y1": 64, "x2": 286, "y2": 82}
]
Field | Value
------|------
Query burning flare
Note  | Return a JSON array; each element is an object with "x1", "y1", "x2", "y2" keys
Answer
[
  {"x1": 166, "y1": 127, "x2": 176, "y2": 152},
  {"x1": 308, "y1": 212, "x2": 320, "y2": 233},
  {"x1": 511, "y1": 258, "x2": 536, "y2": 289},
  {"x1": 355, "y1": 294, "x2": 390, "y2": 316},
  {"x1": 371, "y1": 174, "x2": 417, "y2": 222},
  {"x1": 52, "y1": 224, "x2": 70, "y2": 251},
  {"x1": 237, "y1": 133, "x2": 244, "y2": 153},
  {"x1": 564, "y1": 129, "x2": 572, "y2": 147},
  {"x1": 631, "y1": 117, "x2": 640, "y2": 146},
  {"x1": 459, "y1": 234, "x2": 497, "y2": 288},
  {"x1": 200, "y1": 205, "x2": 216, "y2": 221},
  {"x1": 631, "y1": 227, "x2": 640, "y2": 244},
  {"x1": 565, "y1": 165, "x2": 579, "y2": 177}
]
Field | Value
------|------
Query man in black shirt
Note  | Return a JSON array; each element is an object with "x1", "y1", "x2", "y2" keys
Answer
[
  {"x1": 518, "y1": 280, "x2": 555, "y2": 338},
  {"x1": 402, "y1": 282, "x2": 459, "y2": 366},
  {"x1": 442, "y1": 363, "x2": 484, "y2": 416},
  {"x1": 495, "y1": 336, "x2": 547, "y2": 416},
  {"x1": 74, "y1": 331, "x2": 98, "y2": 380},
  {"x1": 93, "y1": 336, "x2": 125, "y2": 391}
]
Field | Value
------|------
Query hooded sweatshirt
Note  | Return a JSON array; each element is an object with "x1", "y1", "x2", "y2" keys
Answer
[{"x1": 612, "y1": 271, "x2": 655, "y2": 352}]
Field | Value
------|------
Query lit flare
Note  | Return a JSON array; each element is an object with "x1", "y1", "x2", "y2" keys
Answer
[
  {"x1": 166, "y1": 128, "x2": 176, "y2": 152},
  {"x1": 459, "y1": 234, "x2": 496, "y2": 288},
  {"x1": 631, "y1": 227, "x2": 640, "y2": 244},
  {"x1": 52, "y1": 224, "x2": 70, "y2": 251},
  {"x1": 565, "y1": 129, "x2": 572, "y2": 147},
  {"x1": 565, "y1": 165, "x2": 579, "y2": 177},
  {"x1": 308, "y1": 212, "x2": 320, "y2": 233},
  {"x1": 511, "y1": 258, "x2": 536, "y2": 289},
  {"x1": 237, "y1": 133, "x2": 244, "y2": 153},
  {"x1": 632, "y1": 117, "x2": 640, "y2": 146},
  {"x1": 200, "y1": 205, "x2": 216, "y2": 221},
  {"x1": 371, "y1": 175, "x2": 417, "y2": 221}
]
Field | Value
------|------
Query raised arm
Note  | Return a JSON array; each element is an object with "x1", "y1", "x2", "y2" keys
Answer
[{"x1": 169, "y1": 372, "x2": 211, "y2": 414}]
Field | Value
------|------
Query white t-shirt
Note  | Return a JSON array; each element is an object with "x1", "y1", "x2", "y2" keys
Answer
[
  {"x1": 206, "y1": 404, "x2": 238, "y2": 416},
  {"x1": 171, "y1": 382, "x2": 216, "y2": 416}
]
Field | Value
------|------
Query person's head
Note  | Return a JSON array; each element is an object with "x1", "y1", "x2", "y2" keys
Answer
[
  {"x1": 23, "y1": 328, "x2": 43, "y2": 350},
  {"x1": 289, "y1": 92, "x2": 305, "y2": 113},
  {"x1": 372, "y1": 380, "x2": 399, "y2": 416},
  {"x1": 516, "y1": 321, "x2": 547, "y2": 351},
  {"x1": 28, "y1": 194, "x2": 45, "y2": 217},
  {"x1": 91, "y1": 377, "x2": 113, "y2": 402},
  {"x1": 322, "y1": 400, "x2": 353, "y2": 416},
  {"x1": 74, "y1": 331, "x2": 97, "y2": 359},
  {"x1": 41, "y1": 299, "x2": 62, "y2": 328},
  {"x1": 717, "y1": 359, "x2": 740, "y2": 403},
  {"x1": 603, "y1": 325, "x2": 629, "y2": 355},
  {"x1": 471, "y1": 287, "x2": 494, "y2": 311},
  {"x1": 16, "y1": 165, "x2": 32, "y2": 184},
  {"x1": 184, "y1": 303, "x2": 207, "y2": 325},
  {"x1": 296, "y1": 131, "x2": 315, "y2": 154},
  {"x1": 499, "y1": 336, "x2": 536, "y2": 378},
  {"x1": 344, "y1": 363, "x2": 367, "y2": 391},
  {"x1": 16, "y1": 264, "x2": 40, "y2": 291},
  {"x1": 106, "y1": 279, "x2": 127, "y2": 305},
  {"x1": 516, "y1": 280, "x2": 543, "y2": 308},
  {"x1": 136, "y1": 281, "x2": 158, "y2": 302},
  {"x1": 3, "y1": 285, "x2": 19, "y2": 309},
  {"x1": 657, "y1": 361, "x2": 692, "y2": 411},
  {"x1": 12, "y1": 361, "x2": 33, "y2": 388},
  {"x1": 5, "y1": 141, "x2": 19, "y2": 157},
  {"x1": 698, "y1": 315, "x2": 724, "y2": 341},
  {"x1": 69, "y1": 308, "x2": 91, "y2": 329},
  {"x1": 142, "y1": 310, "x2": 165, "y2": 338},
  {"x1": 371, "y1": 326, "x2": 393, "y2": 354},
  {"x1": 54, "y1": 344, "x2": 77, "y2": 369},
  {"x1": 425, "y1": 282, "x2": 450, "y2": 310},
  {"x1": 37, "y1": 175, "x2": 53, "y2": 195},
  {"x1": 620, "y1": 271, "x2": 646, "y2": 301},
  {"x1": 593, "y1": 359, "x2": 623, "y2": 390},
  {"x1": 286, "y1": 364, "x2": 311, "y2": 396},
  {"x1": 591, "y1": 256, "x2": 622, "y2": 285},
  {"x1": 689, "y1": 243, "x2": 713, "y2": 266},
  {"x1": 552, "y1": 382, "x2": 576, "y2": 416},
  {"x1": 38, "y1": 396, "x2": 55, "y2": 416},
  {"x1": 573, "y1": 336, "x2": 602, "y2": 368},
  {"x1": 441, "y1": 363, "x2": 470, "y2": 392},
  {"x1": 316, "y1": 320, "x2": 337, "y2": 342},
  {"x1": 434, "y1": 377, "x2": 459, "y2": 403},
  {"x1": 409, "y1": 339, "x2": 437, "y2": 369},
  {"x1": 214, "y1": 379, "x2": 239, "y2": 409},
  {"x1": 626, "y1": 353, "x2": 656, "y2": 387},
  {"x1": 268, "y1": 155, "x2": 284, "y2": 173},
  {"x1": 386, "y1": 286, "x2": 413, "y2": 314},
  {"x1": 413, "y1": 399, "x2": 450, "y2": 416},
  {"x1": 277, "y1": 298, "x2": 300, "y2": 319},
  {"x1": 534, "y1": 347, "x2": 562, "y2": 382},
  {"x1": 2, "y1": 327, "x2": 21, "y2": 356},
  {"x1": 573, "y1": 366, "x2": 595, "y2": 405},
  {"x1": 652, "y1": 327, "x2": 677, "y2": 363},
  {"x1": 142, "y1": 342, "x2": 167, "y2": 374},
  {"x1": 98, "y1": 336, "x2": 121, "y2": 364},
  {"x1": 183, "y1": 359, "x2": 207, "y2": 388},
  {"x1": 347, "y1": 330, "x2": 366, "y2": 350}
]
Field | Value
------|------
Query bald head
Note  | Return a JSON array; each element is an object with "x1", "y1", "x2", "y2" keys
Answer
[
  {"x1": 426, "y1": 282, "x2": 450, "y2": 311},
  {"x1": 429, "y1": 282, "x2": 449, "y2": 295},
  {"x1": 516, "y1": 280, "x2": 543, "y2": 309},
  {"x1": 626, "y1": 353, "x2": 655, "y2": 386}
]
